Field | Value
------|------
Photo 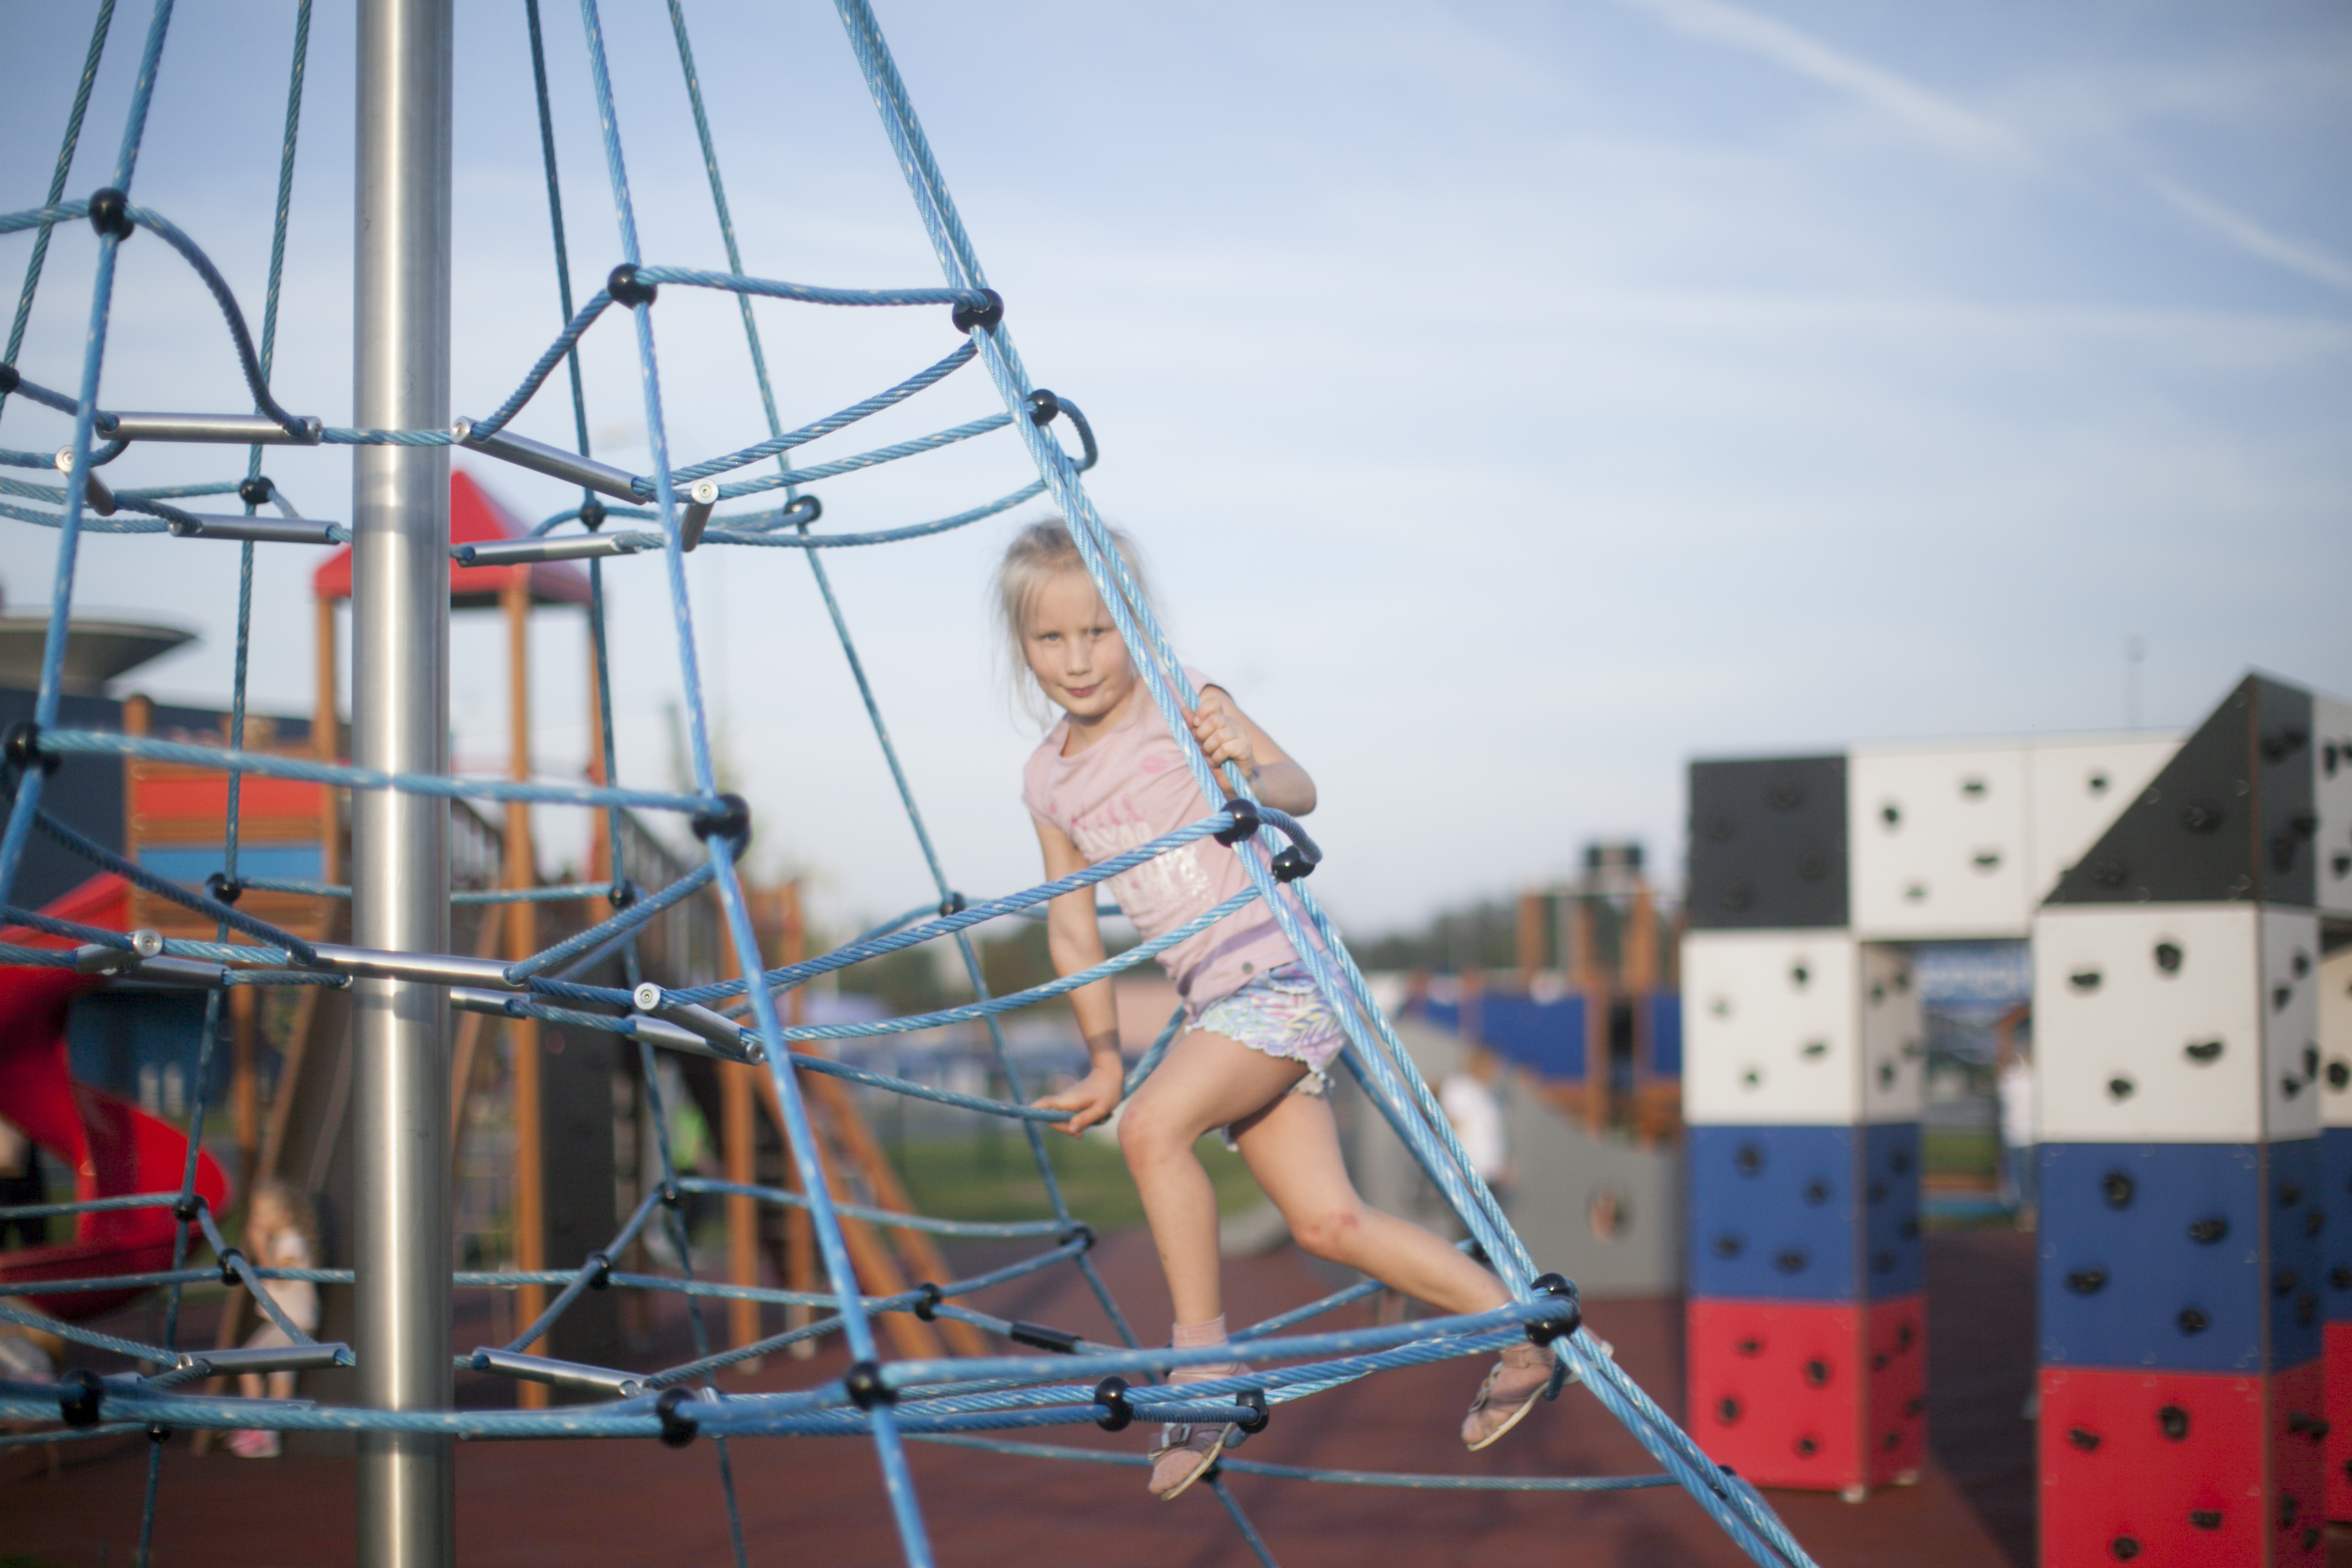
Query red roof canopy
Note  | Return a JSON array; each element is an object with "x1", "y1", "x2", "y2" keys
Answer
[{"x1": 313, "y1": 468, "x2": 593, "y2": 609}]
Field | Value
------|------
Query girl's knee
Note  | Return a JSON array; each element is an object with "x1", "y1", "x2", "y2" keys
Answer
[
  {"x1": 1288, "y1": 1203, "x2": 1368, "y2": 1263},
  {"x1": 1117, "y1": 1095, "x2": 1181, "y2": 1163}
]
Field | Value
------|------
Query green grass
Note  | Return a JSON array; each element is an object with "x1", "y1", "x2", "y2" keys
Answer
[
  {"x1": 891, "y1": 1133, "x2": 1266, "y2": 1233},
  {"x1": 1925, "y1": 1126, "x2": 1999, "y2": 1182}
]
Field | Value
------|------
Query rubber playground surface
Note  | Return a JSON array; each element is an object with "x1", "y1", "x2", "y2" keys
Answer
[{"x1": 0, "y1": 1224, "x2": 2255, "y2": 1568}]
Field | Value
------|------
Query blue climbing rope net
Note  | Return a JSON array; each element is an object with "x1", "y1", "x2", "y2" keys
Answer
[{"x1": 0, "y1": 4, "x2": 1818, "y2": 1565}]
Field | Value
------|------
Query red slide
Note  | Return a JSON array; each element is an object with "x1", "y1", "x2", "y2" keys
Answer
[{"x1": 0, "y1": 874, "x2": 231, "y2": 1321}]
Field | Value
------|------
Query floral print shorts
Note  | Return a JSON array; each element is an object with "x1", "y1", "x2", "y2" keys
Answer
[{"x1": 1192, "y1": 963, "x2": 1347, "y2": 1087}]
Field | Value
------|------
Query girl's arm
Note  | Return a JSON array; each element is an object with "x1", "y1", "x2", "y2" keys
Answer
[
  {"x1": 1028, "y1": 816, "x2": 1126, "y2": 1137},
  {"x1": 1190, "y1": 685, "x2": 1316, "y2": 816}
]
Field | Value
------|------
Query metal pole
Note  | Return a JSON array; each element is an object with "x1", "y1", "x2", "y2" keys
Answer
[{"x1": 351, "y1": 0, "x2": 454, "y2": 1563}]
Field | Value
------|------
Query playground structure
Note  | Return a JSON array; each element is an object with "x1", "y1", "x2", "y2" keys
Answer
[
  {"x1": 0, "y1": 5, "x2": 1823, "y2": 1568},
  {"x1": 1678, "y1": 675, "x2": 2352, "y2": 1563}
]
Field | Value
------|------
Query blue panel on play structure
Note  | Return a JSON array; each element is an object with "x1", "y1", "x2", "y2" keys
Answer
[
  {"x1": 2327, "y1": 1129, "x2": 2352, "y2": 1324},
  {"x1": 1477, "y1": 992, "x2": 1586, "y2": 1080},
  {"x1": 2038, "y1": 1140, "x2": 2319, "y2": 1374},
  {"x1": 1860, "y1": 1121, "x2": 1924, "y2": 1298},
  {"x1": 1645, "y1": 991, "x2": 1682, "y2": 1078},
  {"x1": 1687, "y1": 1123, "x2": 1859, "y2": 1302}
]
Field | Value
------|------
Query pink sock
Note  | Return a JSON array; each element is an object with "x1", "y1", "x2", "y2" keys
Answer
[{"x1": 1170, "y1": 1315, "x2": 1231, "y2": 1384}]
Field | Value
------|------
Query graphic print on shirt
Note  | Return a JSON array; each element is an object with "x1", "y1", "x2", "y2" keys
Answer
[{"x1": 1068, "y1": 791, "x2": 1220, "y2": 917}]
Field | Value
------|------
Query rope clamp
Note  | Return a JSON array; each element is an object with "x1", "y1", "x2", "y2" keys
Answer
[
  {"x1": 1214, "y1": 797, "x2": 1260, "y2": 845},
  {"x1": 657, "y1": 1179, "x2": 682, "y2": 1209},
  {"x1": 0, "y1": 365, "x2": 16, "y2": 394},
  {"x1": 1091, "y1": 1376, "x2": 1133, "y2": 1431},
  {"x1": 87, "y1": 188, "x2": 133, "y2": 241},
  {"x1": 172, "y1": 1194, "x2": 208, "y2": 1224},
  {"x1": 5, "y1": 722, "x2": 59, "y2": 777},
  {"x1": 608, "y1": 263, "x2": 657, "y2": 308},
  {"x1": 607, "y1": 880, "x2": 638, "y2": 909},
  {"x1": 911, "y1": 1282, "x2": 942, "y2": 1321},
  {"x1": 938, "y1": 892, "x2": 967, "y2": 918},
  {"x1": 205, "y1": 872, "x2": 245, "y2": 906},
  {"x1": 1524, "y1": 1271, "x2": 1582, "y2": 1346},
  {"x1": 843, "y1": 1360, "x2": 894, "y2": 1408},
  {"x1": 238, "y1": 475, "x2": 274, "y2": 508},
  {"x1": 691, "y1": 793, "x2": 752, "y2": 850},
  {"x1": 58, "y1": 1368, "x2": 105, "y2": 1429},
  {"x1": 216, "y1": 1246, "x2": 247, "y2": 1287},
  {"x1": 950, "y1": 288, "x2": 1003, "y2": 334},
  {"x1": 578, "y1": 497, "x2": 608, "y2": 532},
  {"x1": 584, "y1": 1251, "x2": 613, "y2": 1290},
  {"x1": 1234, "y1": 1387, "x2": 1270, "y2": 1434},
  {"x1": 654, "y1": 1385, "x2": 698, "y2": 1447},
  {"x1": 1059, "y1": 1221, "x2": 1096, "y2": 1252}
]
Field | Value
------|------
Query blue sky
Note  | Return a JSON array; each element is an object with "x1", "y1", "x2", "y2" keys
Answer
[{"x1": 2, "y1": 0, "x2": 2347, "y2": 934}]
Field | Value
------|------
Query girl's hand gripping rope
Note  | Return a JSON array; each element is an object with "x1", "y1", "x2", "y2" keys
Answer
[
  {"x1": 1033, "y1": 1031, "x2": 1124, "y2": 1136},
  {"x1": 1187, "y1": 688, "x2": 1257, "y2": 779}
]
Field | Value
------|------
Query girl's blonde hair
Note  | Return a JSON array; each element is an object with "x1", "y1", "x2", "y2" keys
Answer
[
  {"x1": 245, "y1": 1179, "x2": 319, "y2": 1259},
  {"x1": 994, "y1": 517, "x2": 1161, "y2": 727}
]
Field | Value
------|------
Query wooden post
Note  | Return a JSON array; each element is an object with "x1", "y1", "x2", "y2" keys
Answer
[
  {"x1": 313, "y1": 595, "x2": 341, "y2": 885},
  {"x1": 1516, "y1": 890, "x2": 1545, "y2": 981},
  {"x1": 231, "y1": 986, "x2": 259, "y2": 1190},
  {"x1": 722, "y1": 1060, "x2": 760, "y2": 1364},
  {"x1": 501, "y1": 577, "x2": 547, "y2": 1407}
]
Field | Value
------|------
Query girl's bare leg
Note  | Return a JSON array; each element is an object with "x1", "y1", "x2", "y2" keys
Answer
[
  {"x1": 1116, "y1": 1029, "x2": 1313, "y2": 1327},
  {"x1": 1231, "y1": 1091, "x2": 1510, "y2": 1315}
]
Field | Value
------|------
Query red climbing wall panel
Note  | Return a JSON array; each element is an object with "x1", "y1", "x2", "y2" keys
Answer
[
  {"x1": 2038, "y1": 1363, "x2": 2325, "y2": 1568},
  {"x1": 1684, "y1": 1294, "x2": 1924, "y2": 1493}
]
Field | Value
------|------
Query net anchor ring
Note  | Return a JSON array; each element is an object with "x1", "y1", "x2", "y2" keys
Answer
[
  {"x1": 911, "y1": 1282, "x2": 943, "y2": 1321},
  {"x1": 1525, "y1": 1271, "x2": 1582, "y2": 1346},
  {"x1": 844, "y1": 1359, "x2": 894, "y2": 1409},
  {"x1": 654, "y1": 1386, "x2": 698, "y2": 1447},
  {"x1": 950, "y1": 288, "x2": 1003, "y2": 334},
  {"x1": 1234, "y1": 1387, "x2": 1270, "y2": 1434}
]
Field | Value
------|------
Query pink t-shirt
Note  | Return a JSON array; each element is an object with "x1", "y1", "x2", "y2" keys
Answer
[{"x1": 1022, "y1": 668, "x2": 1298, "y2": 1013}]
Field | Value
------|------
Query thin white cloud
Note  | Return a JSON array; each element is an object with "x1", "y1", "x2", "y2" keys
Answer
[
  {"x1": 1605, "y1": 0, "x2": 2033, "y2": 167},
  {"x1": 2146, "y1": 174, "x2": 2352, "y2": 297},
  {"x1": 1606, "y1": 0, "x2": 2352, "y2": 298}
]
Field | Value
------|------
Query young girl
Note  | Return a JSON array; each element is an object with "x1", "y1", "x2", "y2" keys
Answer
[
  {"x1": 1005, "y1": 520, "x2": 1556, "y2": 1500},
  {"x1": 226, "y1": 1181, "x2": 320, "y2": 1459}
]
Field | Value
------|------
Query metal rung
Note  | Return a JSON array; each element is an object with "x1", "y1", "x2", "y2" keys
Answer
[
  {"x1": 679, "y1": 478, "x2": 718, "y2": 549},
  {"x1": 305, "y1": 942, "x2": 515, "y2": 987},
  {"x1": 447, "y1": 987, "x2": 762, "y2": 1064},
  {"x1": 181, "y1": 1341, "x2": 350, "y2": 1374},
  {"x1": 632, "y1": 982, "x2": 761, "y2": 1062},
  {"x1": 457, "y1": 534, "x2": 648, "y2": 566},
  {"x1": 451, "y1": 419, "x2": 645, "y2": 503},
  {"x1": 104, "y1": 411, "x2": 324, "y2": 445},
  {"x1": 470, "y1": 1347, "x2": 643, "y2": 1399},
  {"x1": 53, "y1": 447, "x2": 116, "y2": 516},
  {"x1": 167, "y1": 514, "x2": 339, "y2": 545}
]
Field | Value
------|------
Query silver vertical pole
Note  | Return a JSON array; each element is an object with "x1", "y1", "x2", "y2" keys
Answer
[{"x1": 352, "y1": 0, "x2": 454, "y2": 1564}]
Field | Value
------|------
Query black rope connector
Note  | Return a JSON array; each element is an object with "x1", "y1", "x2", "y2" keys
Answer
[
  {"x1": 578, "y1": 496, "x2": 608, "y2": 532},
  {"x1": 237, "y1": 475, "x2": 274, "y2": 508},
  {"x1": 608, "y1": 263, "x2": 657, "y2": 308},
  {"x1": 87, "y1": 188, "x2": 133, "y2": 241},
  {"x1": 172, "y1": 1194, "x2": 207, "y2": 1224},
  {"x1": 939, "y1": 892, "x2": 967, "y2": 918},
  {"x1": 691, "y1": 793, "x2": 752, "y2": 851},
  {"x1": 607, "y1": 880, "x2": 638, "y2": 909},
  {"x1": 5, "y1": 722, "x2": 58, "y2": 776},
  {"x1": 1271, "y1": 846, "x2": 1314, "y2": 883},
  {"x1": 0, "y1": 364, "x2": 18, "y2": 394},
  {"x1": 912, "y1": 1282, "x2": 943, "y2": 1321},
  {"x1": 1092, "y1": 1376, "x2": 1134, "y2": 1431},
  {"x1": 217, "y1": 1246, "x2": 247, "y2": 1287},
  {"x1": 1009, "y1": 1321, "x2": 1081, "y2": 1354},
  {"x1": 147, "y1": 1423, "x2": 170, "y2": 1445},
  {"x1": 654, "y1": 1386, "x2": 699, "y2": 1448},
  {"x1": 950, "y1": 288, "x2": 1003, "y2": 334},
  {"x1": 1024, "y1": 389, "x2": 1061, "y2": 426},
  {"x1": 584, "y1": 1251, "x2": 613, "y2": 1290},
  {"x1": 205, "y1": 872, "x2": 244, "y2": 906},
  {"x1": 781, "y1": 493, "x2": 822, "y2": 530},
  {"x1": 58, "y1": 1368, "x2": 105, "y2": 1429},
  {"x1": 1060, "y1": 1220, "x2": 1096, "y2": 1252},
  {"x1": 843, "y1": 1360, "x2": 894, "y2": 1408},
  {"x1": 1234, "y1": 1387, "x2": 1270, "y2": 1435},
  {"x1": 658, "y1": 1179, "x2": 682, "y2": 1209},
  {"x1": 1525, "y1": 1271, "x2": 1582, "y2": 1346},
  {"x1": 1215, "y1": 796, "x2": 1260, "y2": 845}
]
